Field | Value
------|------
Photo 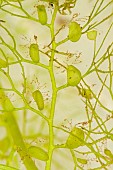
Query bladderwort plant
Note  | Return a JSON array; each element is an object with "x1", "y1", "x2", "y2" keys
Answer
[{"x1": 0, "y1": 0, "x2": 113, "y2": 169}]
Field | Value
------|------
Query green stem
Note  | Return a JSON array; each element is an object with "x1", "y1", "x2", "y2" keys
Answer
[
  {"x1": 4, "y1": 111, "x2": 38, "y2": 170},
  {"x1": 0, "y1": 88, "x2": 38, "y2": 170},
  {"x1": 45, "y1": 5, "x2": 58, "y2": 170}
]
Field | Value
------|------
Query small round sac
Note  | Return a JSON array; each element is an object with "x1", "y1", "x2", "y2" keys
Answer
[
  {"x1": 37, "y1": 5, "x2": 47, "y2": 25},
  {"x1": 66, "y1": 127, "x2": 84, "y2": 149},
  {"x1": 0, "y1": 137, "x2": 10, "y2": 153},
  {"x1": 104, "y1": 149, "x2": 113, "y2": 158},
  {"x1": 87, "y1": 30, "x2": 97, "y2": 40},
  {"x1": 68, "y1": 22, "x2": 82, "y2": 42},
  {"x1": 28, "y1": 146, "x2": 49, "y2": 161},
  {"x1": 9, "y1": 0, "x2": 23, "y2": 1},
  {"x1": 67, "y1": 65, "x2": 81, "y2": 86},
  {"x1": 29, "y1": 43, "x2": 39, "y2": 63},
  {"x1": 0, "y1": 0, "x2": 3, "y2": 6},
  {"x1": 77, "y1": 158, "x2": 87, "y2": 164},
  {"x1": 2, "y1": 96, "x2": 14, "y2": 112},
  {"x1": 81, "y1": 88, "x2": 93, "y2": 99},
  {"x1": 0, "y1": 58, "x2": 7, "y2": 68},
  {"x1": 0, "y1": 164, "x2": 18, "y2": 170},
  {"x1": 32, "y1": 90, "x2": 44, "y2": 110}
]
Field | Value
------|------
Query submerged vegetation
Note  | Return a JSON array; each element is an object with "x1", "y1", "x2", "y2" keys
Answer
[{"x1": 0, "y1": 0, "x2": 113, "y2": 169}]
